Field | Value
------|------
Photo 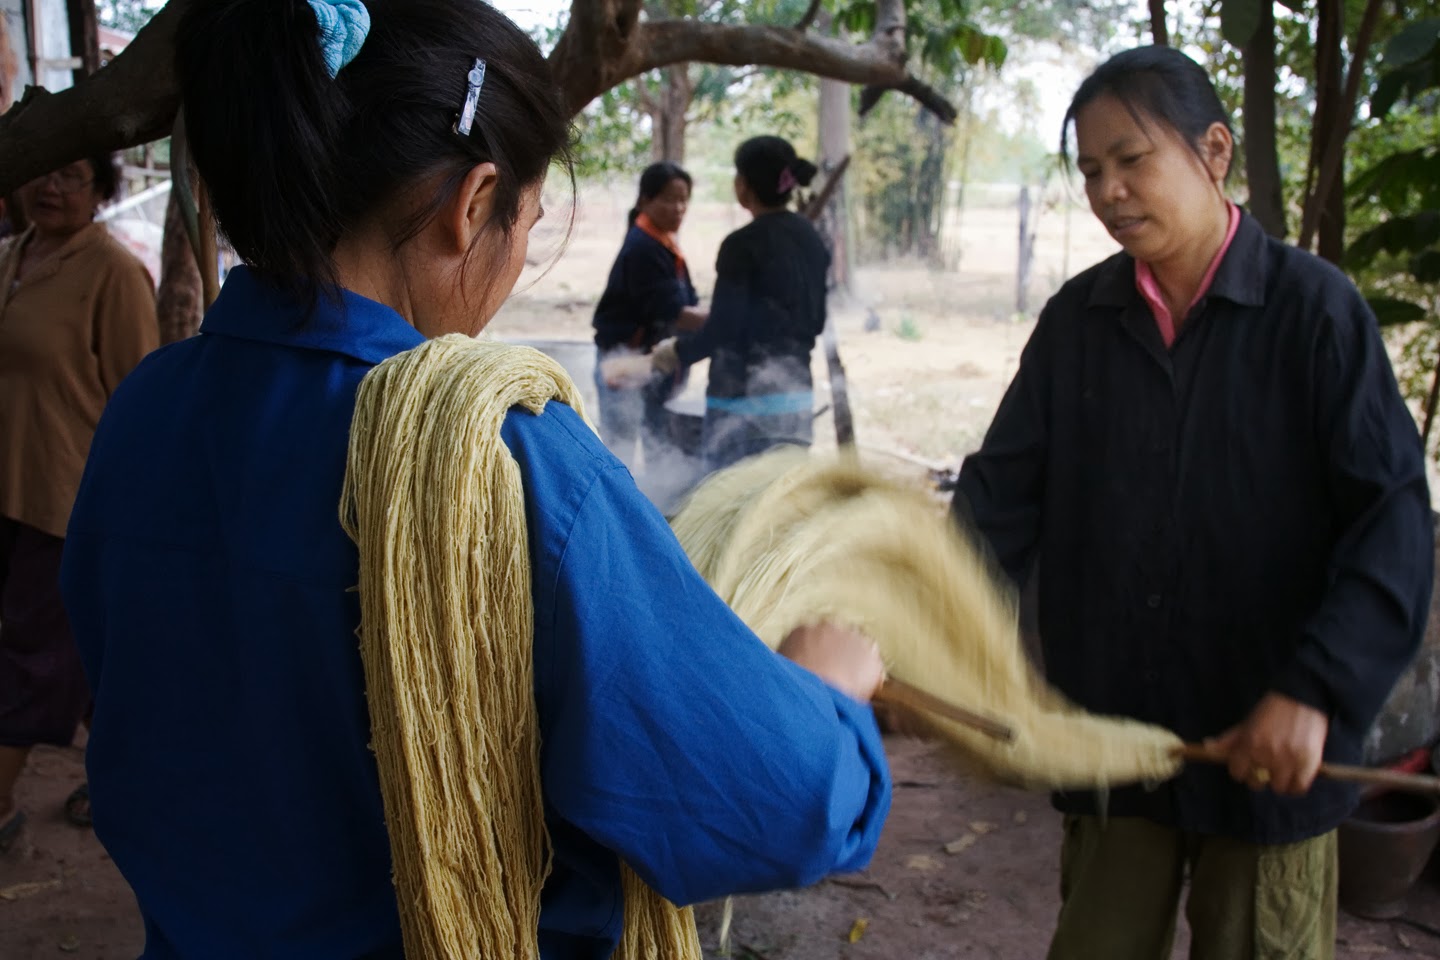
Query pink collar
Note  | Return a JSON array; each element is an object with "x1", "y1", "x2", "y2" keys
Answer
[{"x1": 1135, "y1": 202, "x2": 1241, "y2": 348}]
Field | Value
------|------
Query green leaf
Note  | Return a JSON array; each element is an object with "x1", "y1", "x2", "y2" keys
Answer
[
  {"x1": 1413, "y1": 249, "x2": 1440, "y2": 285},
  {"x1": 1348, "y1": 149, "x2": 1440, "y2": 213},
  {"x1": 1221, "y1": 0, "x2": 1263, "y2": 47},
  {"x1": 1367, "y1": 297, "x2": 1429, "y2": 327},
  {"x1": 1384, "y1": 18, "x2": 1440, "y2": 68},
  {"x1": 1370, "y1": 70, "x2": 1408, "y2": 119},
  {"x1": 1275, "y1": 0, "x2": 1304, "y2": 11}
]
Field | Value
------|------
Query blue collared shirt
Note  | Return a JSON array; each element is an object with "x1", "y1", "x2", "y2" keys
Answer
[{"x1": 61, "y1": 267, "x2": 890, "y2": 960}]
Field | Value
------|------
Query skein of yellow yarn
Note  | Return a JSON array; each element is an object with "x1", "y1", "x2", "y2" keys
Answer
[
  {"x1": 340, "y1": 335, "x2": 701, "y2": 960},
  {"x1": 670, "y1": 448, "x2": 1183, "y2": 791}
]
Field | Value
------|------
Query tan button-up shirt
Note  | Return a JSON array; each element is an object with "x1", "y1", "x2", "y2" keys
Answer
[{"x1": 0, "y1": 223, "x2": 159, "y2": 537}]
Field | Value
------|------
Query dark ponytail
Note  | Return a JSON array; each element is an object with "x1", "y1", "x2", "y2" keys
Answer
[
  {"x1": 734, "y1": 136, "x2": 816, "y2": 209},
  {"x1": 626, "y1": 161, "x2": 692, "y2": 226},
  {"x1": 177, "y1": 1, "x2": 345, "y2": 294},
  {"x1": 1061, "y1": 45, "x2": 1233, "y2": 178},
  {"x1": 176, "y1": 0, "x2": 575, "y2": 297}
]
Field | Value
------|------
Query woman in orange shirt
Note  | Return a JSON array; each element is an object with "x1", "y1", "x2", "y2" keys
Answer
[{"x1": 0, "y1": 154, "x2": 158, "y2": 849}]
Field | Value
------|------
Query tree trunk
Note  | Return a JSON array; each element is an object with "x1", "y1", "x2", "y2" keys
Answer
[
  {"x1": 1308, "y1": 0, "x2": 1346, "y2": 262},
  {"x1": 818, "y1": 77, "x2": 852, "y2": 295},
  {"x1": 1148, "y1": 0, "x2": 1169, "y2": 46},
  {"x1": 914, "y1": 108, "x2": 947, "y2": 262},
  {"x1": 154, "y1": 185, "x2": 203, "y2": 344},
  {"x1": 1242, "y1": 0, "x2": 1285, "y2": 238},
  {"x1": 1298, "y1": 0, "x2": 1383, "y2": 260},
  {"x1": 649, "y1": 64, "x2": 691, "y2": 163}
]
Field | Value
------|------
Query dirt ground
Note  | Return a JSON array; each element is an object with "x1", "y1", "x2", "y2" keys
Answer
[
  {"x1": 4, "y1": 184, "x2": 1439, "y2": 958},
  {"x1": 5, "y1": 736, "x2": 1440, "y2": 959}
]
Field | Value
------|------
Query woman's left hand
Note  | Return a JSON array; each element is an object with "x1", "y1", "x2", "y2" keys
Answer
[{"x1": 1206, "y1": 692, "x2": 1329, "y2": 796}]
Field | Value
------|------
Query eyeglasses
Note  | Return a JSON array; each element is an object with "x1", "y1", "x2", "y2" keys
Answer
[{"x1": 33, "y1": 169, "x2": 95, "y2": 195}]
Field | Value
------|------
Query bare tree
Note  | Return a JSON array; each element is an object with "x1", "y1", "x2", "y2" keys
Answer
[{"x1": 0, "y1": 0, "x2": 954, "y2": 196}]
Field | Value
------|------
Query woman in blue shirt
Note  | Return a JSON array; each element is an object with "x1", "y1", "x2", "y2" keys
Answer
[
  {"x1": 592, "y1": 162, "x2": 706, "y2": 472},
  {"x1": 58, "y1": 2, "x2": 890, "y2": 958}
]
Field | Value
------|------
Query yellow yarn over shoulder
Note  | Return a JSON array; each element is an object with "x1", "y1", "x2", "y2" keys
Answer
[
  {"x1": 670, "y1": 449, "x2": 1183, "y2": 790},
  {"x1": 340, "y1": 335, "x2": 701, "y2": 960}
]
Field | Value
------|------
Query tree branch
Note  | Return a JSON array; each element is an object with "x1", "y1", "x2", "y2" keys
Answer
[
  {"x1": 551, "y1": 0, "x2": 947, "y2": 118},
  {"x1": 551, "y1": 0, "x2": 646, "y2": 115},
  {"x1": 1, "y1": 0, "x2": 956, "y2": 195},
  {"x1": 858, "y1": 75, "x2": 958, "y2": 123},
  {"x1": 0, "y1": 0, "x2": 187, "y2": 196},
  {"x1": 794, "y1": 0, "x2": 824, "y2": 31},
  {"x1": 636, "y1": 20, "x2": 901, "y2": 78}
]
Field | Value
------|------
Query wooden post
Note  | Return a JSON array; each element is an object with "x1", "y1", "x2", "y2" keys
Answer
[
  {"x1": 805, "y1": 157, "x2": 857, "y2": 449},
  {"x1": 1016, "y1": 186, "x2": 1037, "y2": 315},
  {"x1": 24, "y1": 0, "x2": 41, "y2": 86},
  {"x1": 67, "y1": 0, "x2": 100, "y2": 84}
]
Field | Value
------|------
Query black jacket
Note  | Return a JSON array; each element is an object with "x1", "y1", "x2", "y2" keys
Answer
[
  {"x1": 954, "y1": 212, "x2": 1433, "y2": 843},
  {"x1": 592, "y1": 226, "x2": 698, "y2": 351},
  {"x1": 677, "y1": 211, "x2": 829, "y2": 400}
]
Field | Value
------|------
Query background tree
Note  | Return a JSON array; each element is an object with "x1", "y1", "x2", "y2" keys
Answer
[
  {"x1": 1345, "y1": 18, "x2": 1440, "y2": 447},
  {"x1": 0, "y1": 0, "x2": 971, "y2": 194}
]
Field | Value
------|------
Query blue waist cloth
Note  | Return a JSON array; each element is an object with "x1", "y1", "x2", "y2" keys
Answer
[{"x1": 706, "y1": 392, "x2": 814, "y2": 416}]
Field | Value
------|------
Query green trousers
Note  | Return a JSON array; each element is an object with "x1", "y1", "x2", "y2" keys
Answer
[{"x1": 1047, "y1": 815, "x2": 1337, "y2": 960}]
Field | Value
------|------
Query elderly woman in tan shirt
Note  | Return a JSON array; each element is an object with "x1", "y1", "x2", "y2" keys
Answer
[{"x1": 0, "y1": 154, "x2": 158, "y2": 849}]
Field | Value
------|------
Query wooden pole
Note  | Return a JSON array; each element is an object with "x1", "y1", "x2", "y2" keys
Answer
[
  {"x1": 874, "y1": 678, "x2": 1016, "y2": 743},
  {"x1": 806, "y1": 156, "x2": 858, "y2": 449},
  {"x1": 1178, "y1": 743, "x2": 1440, "y2": 798},
  {"x1": 66, "y1": 0, "x2": 100, "y2": 85}
]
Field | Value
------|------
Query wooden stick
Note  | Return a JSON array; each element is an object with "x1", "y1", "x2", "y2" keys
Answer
[
  {"x1": 875, "y1": 677, "x2": 1016, "y2": 743},
  {"x1": 196, "y1": 178, "x2": 219, "y2": 309},
  {"x1": 1178, "y1": 743, "x2": 1440, "y2": 797}
]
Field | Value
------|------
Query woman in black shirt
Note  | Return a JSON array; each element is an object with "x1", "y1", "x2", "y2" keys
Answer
[
  {"x1": 654, "y1": 136, "x2": 828, "y2": 471},
  {"x1": 591, "y1": 163, "x2": 706, "y2": 471}
]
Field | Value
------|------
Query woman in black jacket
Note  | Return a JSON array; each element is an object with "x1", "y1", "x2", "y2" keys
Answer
[
  {"x1": 953, "y1": 46, "x2": 1432, "y2": 959},
  {"x1": 591, "y1": 162, "x2": 706, "y2": 471}
]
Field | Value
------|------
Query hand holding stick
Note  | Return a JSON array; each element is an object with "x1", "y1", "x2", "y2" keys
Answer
[{"x1": 1177, "y1": 742, "x2": 1440, "y2": 798}]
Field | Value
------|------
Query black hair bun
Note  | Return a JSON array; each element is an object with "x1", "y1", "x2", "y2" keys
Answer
[{"x1": 791, "y1": 158, "x2": 819, "y2": 188}]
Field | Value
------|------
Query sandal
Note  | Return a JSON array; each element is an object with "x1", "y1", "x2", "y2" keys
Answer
[
  {"x1": 0, "y1": 810, "x2": 24, "y2": 852},
  {"x1": 63, "y1": 783, "x2": 91, "y2": 828}
]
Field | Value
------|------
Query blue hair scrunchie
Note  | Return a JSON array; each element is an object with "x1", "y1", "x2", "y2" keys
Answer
[{"x1": 307, "y1": 0, "x2": 370, "y2": 78}]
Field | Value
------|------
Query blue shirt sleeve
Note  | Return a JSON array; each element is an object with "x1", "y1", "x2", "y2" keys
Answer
[{"x1": 530, "y1": 448, "x2": 890, "y2": 907}]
